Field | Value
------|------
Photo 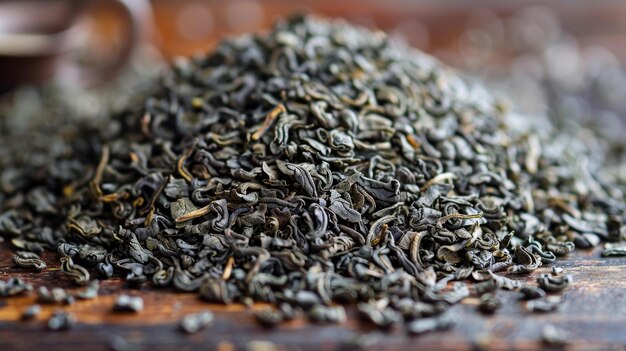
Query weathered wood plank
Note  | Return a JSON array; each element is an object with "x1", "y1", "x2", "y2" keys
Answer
[{"x1": 1, "y1": 242, "x2": 626, "y2": 351}]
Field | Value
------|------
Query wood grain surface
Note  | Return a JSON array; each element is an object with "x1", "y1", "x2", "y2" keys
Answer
[{"x1": 1, "y1": 241, "x2": 626, "y2": 351}]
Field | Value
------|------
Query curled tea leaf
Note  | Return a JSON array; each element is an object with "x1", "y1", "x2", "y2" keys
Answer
[
  {"x1": 179, "y1": 310, "x2": 214, "y2": 333},
  {"x1": 0, "y1": 277, "x2": 33, "y2": 297},
  {"x1": 12, "y1": 251, "x2": 46, "y2": 271},
  {"x1": 60, "y1": 256, "x2": 90, "y2": 286},
  {"x1": 601, "y1": 245, "x2": 626, "y2": 257},
  {"x1": 527, "y1": 296, "x2": 564, "y2": 313},
  {"x1": 48, "y1": 311, "x2": 77, "y2": 330},
  {"x1": 113, "y1": 295, "x2": 144, "y2": 313},
  {"x1": 478, "y1": 293, "x2": 502, "y2": 314},
  {"x1": 357, "y1": 302, "x2": 402, "y2": 329},
  {"x1": 77, "y1": 281, "x2": 99, "y2": 300},
  {"x1": 97, "y1": 261, "x2": 114, "y2": 279},
  {"x1": 542, "y1": 324, "x2": 568, "y2": 346},
  {"x1": 536, "y1": 274, "x2": 572, "y2": 292},
  {"x1": 198, "y1": 278, "x2": 232, "y2": 304},
  {"x1": 22, "y1": 304, "x2": 41, "y2": 320},
  {"x1": 406, "y1": 313, "x2": 455, "y2": 335},
  {"x1": 308, "y1": 305, "x2": 346, "y2": 324},
  {"x1": 519, "y1": 286, "x2": 546, "y2": 300},
  {"x1": 37, "y1": 286, "x2": 73, "y2": 304},
  {"x1": 254, "y1": 309, "x2": 284, "y2": 328}
]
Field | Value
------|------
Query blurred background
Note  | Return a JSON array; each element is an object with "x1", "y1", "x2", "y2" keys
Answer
[{"x1": 1, "y1": 0, "x2": 626, "y2": 150}]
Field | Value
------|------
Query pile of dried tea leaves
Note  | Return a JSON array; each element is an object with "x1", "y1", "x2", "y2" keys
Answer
[{"x1": 1, "y1": 15, "x2": 625, "y2": 333}]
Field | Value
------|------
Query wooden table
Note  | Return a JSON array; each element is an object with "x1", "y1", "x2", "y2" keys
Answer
[
  {"x1": 1, "y1": 242, "x2": 625, "y2": 351},
  {"x1": 2, "y1": 2, "x2": 625, "y2": 350}
]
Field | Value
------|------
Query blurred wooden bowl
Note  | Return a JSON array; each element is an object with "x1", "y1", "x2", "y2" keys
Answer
[{"x1": 0, "y1": 0, "x2": 150, "y2": 89}]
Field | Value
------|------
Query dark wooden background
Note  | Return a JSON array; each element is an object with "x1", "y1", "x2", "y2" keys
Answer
[
  {"x1": 2, "y1": 1, "x2": 626, "y2": 350},
  {"x1": 147, "y1": 0, "x2": 626, "y2": 62}
]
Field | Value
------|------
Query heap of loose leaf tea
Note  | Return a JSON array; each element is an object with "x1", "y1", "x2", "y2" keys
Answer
[{"x1": 1, "y1": 15, "x2": 624, "y2": 333}]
